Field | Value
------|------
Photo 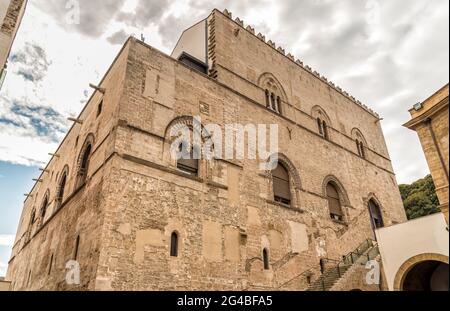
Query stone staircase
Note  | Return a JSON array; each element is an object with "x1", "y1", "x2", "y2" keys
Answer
[{"x1": 307, "y1": 239, "x2": 379, "y2": 291}]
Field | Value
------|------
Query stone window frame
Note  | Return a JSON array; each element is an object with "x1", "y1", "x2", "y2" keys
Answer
[
  {"x1": 55, "y1": 165, "x2": 70, "y2": 210},
  {"x1": 40, "y1": 189, "x2": 50, "y2": 221},
  {"x1": 351, "y1": 128, "x2": 368, "y2": 159},
  {"x1": 364, "y1": 193, "x2": 387, "y2": 229},
  {"x1": 170, "y1": 231, "x2": 179, "y2": 257},
  {"x1": 263, "y1": 248, "x2": 270, "y2": 270},
  {"x1": 312, "y1": 105, "x2": 332, "y2": 141},
  {"x1": 163, "y1": 116, "x2": 216, "y2": 182},
  {"x1": 75, "y1": 134, "x2": 95, "y2": 189},
  {"x1": 322, "y1": 175, "x2": 351, "y2": 224},
  {"x1": 258, "y1": 72, "x2": 288, "y2": 115},
  {"x1": 265, "y1": 153, "x2": 303, "y2": 211}
]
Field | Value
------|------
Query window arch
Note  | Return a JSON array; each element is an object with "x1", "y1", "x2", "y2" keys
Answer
[
  {"x1": 40, "y1": 190, "x2": 50, "y2": 219},
  {"x1": 259, "y1": 73, "x2": 287, "y2": 114},
  {"x1": 323, "y1": 176, "x2": 350, "y2": 222},
  {"x1": 263, "y1": 248, "x2": 270, "y2": 270},
  {"x1": 351, "y1": 128, "x2": 367, "y2": 159},
  {"x1": 368, "y1": 199, "x2": 384, "y2": 229},
  {"x1": 56, "y1": 166, "x2": 69, "y2": 208},
  {"x1": 29, "y1": 209, "x2": 36, "y2": 226},
  {"x1": 272, "y1": 162, "x2": 291, "y2": 205},
  {"x1": 170, "y1": 232, "x2": 179, "y2": 257},
  {"x1": 312, "y1": 106, "x2": 331, "y2": 140},
  {"x1": 76, "y1": 135, "x2": 94, "y2": 187},
  {"x1": 165, "y1": 116, "x2": 214, "y2": 178},
  {"x1": 326, "y1": 183, "x2": 344, "y2": 221}
]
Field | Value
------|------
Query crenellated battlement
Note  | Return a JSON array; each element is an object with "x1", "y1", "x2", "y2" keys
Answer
[{"x1": 219, "y1": 9, "x2": 380, "y2": 118}]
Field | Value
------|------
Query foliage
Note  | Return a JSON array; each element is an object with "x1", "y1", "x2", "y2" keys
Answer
[{"x1": 399, "y1": 175, "x2": 440, "y2": 220}]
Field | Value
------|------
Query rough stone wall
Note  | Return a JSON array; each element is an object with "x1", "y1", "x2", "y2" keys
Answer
[
  {"x1": 8, "y1": 11, "x2": 407, "y2": 289},
  {"x1": 6, "y1": 41, "x2": 130, "y2": 290},
  {"x1": 93, "y1": 38, "x2": 406, "y2": 291}
]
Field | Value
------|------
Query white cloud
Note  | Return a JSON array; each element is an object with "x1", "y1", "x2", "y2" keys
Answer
[
  {"x1": 0, "y1": 0, "x2": 448, "y2": 185},
  {"x1": 0, "y1": 235, "x2": 15, "y2": 247}
]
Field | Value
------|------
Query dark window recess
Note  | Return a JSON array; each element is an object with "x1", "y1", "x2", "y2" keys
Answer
[
  {"x1": 369, "y1": 200, "x2": 384, "y2": 229},
  {"x1": 177, "y1": 143, "x2": 199, "y2": 176},
  {"x1": 74, "y1": 235, "x2": 80, "y2": 260},
  {"x1": 30, "y1": 210, "x2": 36, "y2": 225},
  {"x1": 317, "y1": 118, "x2": 329, "y2": 140},
  {"x1": 58, "y1": 173, "x2": 67, "y2": 203},
  {"x1": 48, "y1": 254, "x2": 54, "y2": 275},
  {"x1": 41, "y1": 196, "x2": 48, "y2": 218},
  {"x1": 79, "y1": 144, "x2": 92, "y2": 181},
  {"x1": 97, "y1": 100, "x2": 103, "y2": 117},
  {"x1": 170, "y1": 232, "x2": 179, "y2": 257},
  {"x1": 263, "y1": 249, "x2": 270, "y2": 270},
  {"x1": 326, "y1": 183, "x2": 344, "y2": 221},
  {"x1": 178, "y1": 53, "x2": 207, "y2": 74},
  {"x1": 356, "y1": 140, "x2": 366, "y2": 158},
  {"x1": 272, "y1": 163, "x2": 291, "y2": 205}
]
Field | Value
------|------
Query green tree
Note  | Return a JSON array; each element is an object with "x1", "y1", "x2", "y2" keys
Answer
[{"x1": 399, "y1": 175, "x2": 440, "y2": 220}]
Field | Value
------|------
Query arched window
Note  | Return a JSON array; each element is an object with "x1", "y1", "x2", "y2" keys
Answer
[
  {"x1": 326, "y1": 183, "x2": 344, "y2": 221},
  {"x1": 41, "y1": 194, "x2": 49, "y2": 219},
  {"x1": 356, "y1": 140, "x2": 366, "y2": 158},
  {"x1": 312, "y1": 106, "x2": 331, "y2": 140},
  {"x1": 30, "y1": 209, "x2": 36, "y2": 226},
  {"x1": 170, "y1": 232, "x2": 179, "y2": 257},
  {"x1": 368, "y1": 199, "x2": 384, "y2": 229},
  {"x1": 265, "y1": 90, "x2": 270, "y2": 108},
  {"x1": 259, "y1": 73, "x2": 286, "y2": 115},
  {"x1": 57, "y1": 171, "x2": 67, "y2": 206},
  {"x1": 352, "y1": 128, "x2": 367, "y2": 159},
  {"x1": 317, "y1": 118, "x2": 329, "y2": 140},
  {"x1": 263, "y1": 248, "x2": 270, "y2": 270},
  {"x1": 177, "y1": 141, "x2": 199, "y2": 176},
  {"x1": 272, "y1": 162, "x2": 291, "y2": 205},
  {"x1": 77, "y1": 144, "x2": 92, "y2": 186}
]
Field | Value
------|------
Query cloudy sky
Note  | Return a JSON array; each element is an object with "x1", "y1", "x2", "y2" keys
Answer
[{"x1": 0, "y1": 0, "x2": 448, "y2": 276}]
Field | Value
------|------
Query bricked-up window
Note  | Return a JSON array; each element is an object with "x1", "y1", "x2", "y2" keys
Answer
[
  {"x1": 177, "y1": 142, "x2": 199, "y2": 176},
  {"x1": 170, "y1": 232, "x2": 179, "y2": 257},
  {"x1": 326, "y1": 183, "x2": 344, "y2": 221},
  {"x1": 272, "y1": 163, "x2": 291, "y2": 205},
  {"x1": 369, "y1": 199, "x2": 384, "y2": 229},
  {"x1": 263, "y1": 249, "x2": 270, "y2": 270},
  {"x1": 74, "y1": 235, "x2": 80, "y2": 260}
]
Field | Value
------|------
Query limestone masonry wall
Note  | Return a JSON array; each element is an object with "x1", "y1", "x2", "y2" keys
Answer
[{"x1": 7, "y1": 9, "x2": 407, "y2": 290}]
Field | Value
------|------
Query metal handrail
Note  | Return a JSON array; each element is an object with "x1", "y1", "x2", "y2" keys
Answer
[{"x1": 314, "y1": 239, "x2": 377, "y2": 291}]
